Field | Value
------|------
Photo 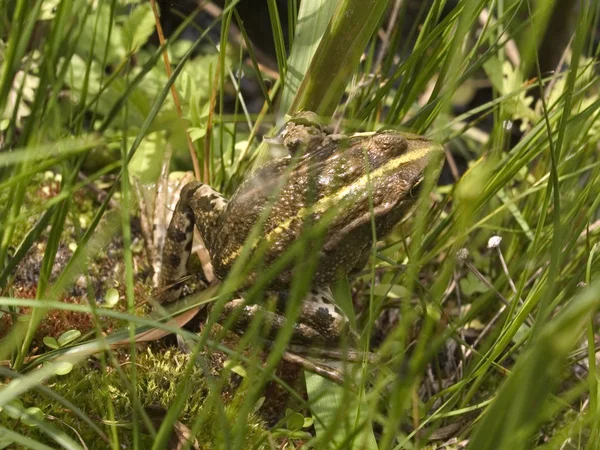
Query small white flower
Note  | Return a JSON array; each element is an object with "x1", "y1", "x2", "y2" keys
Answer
[
  {"x1": 456, "y1": 248, "x2": 470, "y2": 265},
  {"x1": 488, "y1": 235, "x2": 502, "y2": 249}
]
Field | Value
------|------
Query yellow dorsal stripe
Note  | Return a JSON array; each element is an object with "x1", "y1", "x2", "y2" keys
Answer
[{"x1": 221, "y1": 145, "x2": 438, "y2": 265}]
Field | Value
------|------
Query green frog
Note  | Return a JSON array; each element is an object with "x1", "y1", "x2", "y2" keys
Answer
[{"x1": 156, "y1": 113, "x2": 444, "y2": 346}]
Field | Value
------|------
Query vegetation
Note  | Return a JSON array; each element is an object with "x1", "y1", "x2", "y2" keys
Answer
[{"x1": 1, "y1": 0, "x2": 599, "y2": 449}]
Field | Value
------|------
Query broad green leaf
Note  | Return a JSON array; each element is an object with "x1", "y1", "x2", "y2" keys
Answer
[
  {"x1": 120, "y1": 3, "x2": 155, "y2": 53},
  {"x1": 57, "y1": 329, "x2": 81, "y2": 347},
  {"x1": 104, "y1": 288, "x2": 120, "y2": 308},
  {"x1": 50, "y1": 361, "x2": 74, "y2": 376},
  {"x1": 286, "y1": 411, "x2": 305, "y2": 432},
  {"x1": 279, "y1": 0, "x2": 338, "y2": 117},
  {"x1": 289, "y1": 0, "x2": 391, "y2": 116},
  {"x1": 21, "y1": 407, "x2": 44, "y2": 427},
  {"x1": 42, "y1": 336, "x2": 59, "y2": 350}
]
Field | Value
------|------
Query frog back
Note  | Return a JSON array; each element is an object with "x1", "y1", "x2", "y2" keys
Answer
[{"x1": 210, "y1": 132, "x2": 431, "y2": 288}]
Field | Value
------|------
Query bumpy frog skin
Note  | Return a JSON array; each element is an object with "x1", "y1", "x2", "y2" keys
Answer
[{"x1": 156, "y1": 114, "x2": 444, "y2": 346}]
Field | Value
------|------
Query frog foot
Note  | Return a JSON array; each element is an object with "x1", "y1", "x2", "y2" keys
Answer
[{"x1": 218, "y1": 288, "x2": 356, "y2": 347}]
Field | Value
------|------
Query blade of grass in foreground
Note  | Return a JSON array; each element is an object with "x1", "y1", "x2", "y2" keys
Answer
[
  {"x1": 467, "y1": 281, "x2": 600, "y2": 449},
  {"x1": 251, "y1": 0, "x2": 336, "y2": 170},
  {"x1": 278, "y1": 0, "x2": 337, "y2": 119},
  {"x1": 283, "y1": 2, "x2": 391, "y2": 448},
  {"x1": 289, "y1": 0, "x2": 390, "y2": 117}
]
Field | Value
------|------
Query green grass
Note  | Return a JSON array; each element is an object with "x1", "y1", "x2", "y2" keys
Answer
[{"x1": 1, "y1": 0, "x2": 600, "y2": 449}]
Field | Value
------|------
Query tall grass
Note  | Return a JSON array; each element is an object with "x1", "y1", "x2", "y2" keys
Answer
[{"x1": 1, "y1": 0, "x2": 600, "y2": 449}]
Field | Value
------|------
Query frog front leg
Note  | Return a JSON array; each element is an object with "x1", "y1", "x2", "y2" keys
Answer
[
  {"x1": 157, "y1": 181, "x2": 228, "y2": 303},
  {"x1": 156, "y1": 182, "x2": 353, "y2": 347}
]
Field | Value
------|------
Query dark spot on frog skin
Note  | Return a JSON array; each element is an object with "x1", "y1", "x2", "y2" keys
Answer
[
  {"x1": 276, "y1": 292, "x2": 288, "y2": 312},
  {"x1": 167, "y1": 253, "x2": 181, "y2": 268},
  {"x1": 170, "y1": 228, "x2": 188, "y2": 244},
  {"x1": 157, "y1": 119, "x2": 442, "y2": 344},
  {"x1": 314, "y1": 307, "x2": 336, "y2": 331}
]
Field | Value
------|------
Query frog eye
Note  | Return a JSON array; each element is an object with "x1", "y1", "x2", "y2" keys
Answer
[
  {"x1": 371, "y1": 133, "x2": 409, "y2": 155},
  {"x1": 287, "y1": 111, "x2": 324, "y2": 129}
]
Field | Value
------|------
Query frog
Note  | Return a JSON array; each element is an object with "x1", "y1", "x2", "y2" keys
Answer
[{"x1": 155, "y1": 113, "x2": 444, "y2": 346}]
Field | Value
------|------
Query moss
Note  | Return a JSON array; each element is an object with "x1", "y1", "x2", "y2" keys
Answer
[{"x1": 1, "y1": 347, "x2": 269, "y2": 449}]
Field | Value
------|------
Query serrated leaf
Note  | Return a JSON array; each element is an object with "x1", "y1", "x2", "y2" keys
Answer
[
  {"x1": 482, "y1": 57, "x2": 504, "y2": 93},
  {"x1": 188, "y1": 127, "x2": 207, "y2": 142},
  {"x1": 76, "y1": 4, "x2": 123, "y2": 64},
  {"x1": 306, "y1": 366, "x2": 378, "y2": 449},
  {"x1": 460, "y1": 272, "x2": 489, "y2": 296},
  {"x1": 120, "y1": 3, "x2": 155, "y2": 53}
]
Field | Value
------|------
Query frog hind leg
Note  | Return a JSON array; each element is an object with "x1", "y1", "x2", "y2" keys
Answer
[
  {"x1": 293, "y1": 289, "x2": 354, "y2": 344},
  {"x1": 219, "y1": 289, "x2": 354, "y2": 347},
  {"x1": 156, "y1": 181, "x2": 228, "y2": 303}
]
